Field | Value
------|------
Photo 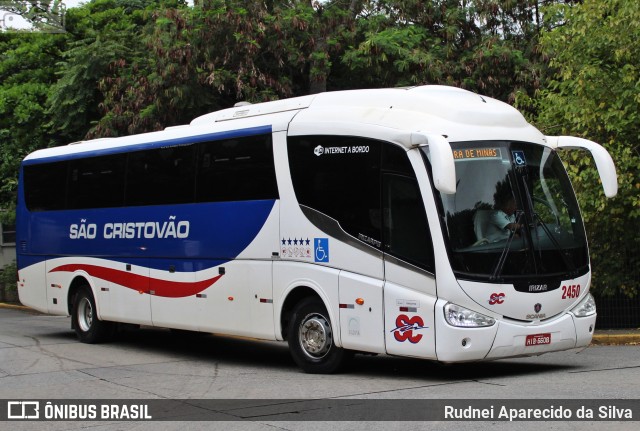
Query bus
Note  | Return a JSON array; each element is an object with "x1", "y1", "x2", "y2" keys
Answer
[{"x1": 16, "y1": 85, "x2": 617, "y2": 373}]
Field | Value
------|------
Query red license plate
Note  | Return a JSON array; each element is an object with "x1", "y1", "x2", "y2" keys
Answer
[{"x1": 525, "y1": 333, "x2": 551, "y2": 346}]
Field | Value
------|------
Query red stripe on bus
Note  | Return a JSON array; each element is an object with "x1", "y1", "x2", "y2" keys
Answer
[{"x1": 49, "y1": 264, "x2": 223, "y2": 298}]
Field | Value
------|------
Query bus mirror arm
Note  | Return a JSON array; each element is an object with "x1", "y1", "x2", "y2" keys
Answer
[
  {"x1": 412, "y1": 132, "x2": 457, "y2": 195},
  {"x1": 546, "y1": 136, "x2": 618, "y2": 198}
]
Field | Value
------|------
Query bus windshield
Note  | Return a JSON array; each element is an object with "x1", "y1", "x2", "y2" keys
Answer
[{"x1": 426, "y1": 141, "x2": 589, "y2": 282}]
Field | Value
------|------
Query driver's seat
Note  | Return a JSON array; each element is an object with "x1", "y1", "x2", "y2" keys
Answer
[{"x1": 473, "y1": 210, "x2": 492, "y2": 242}]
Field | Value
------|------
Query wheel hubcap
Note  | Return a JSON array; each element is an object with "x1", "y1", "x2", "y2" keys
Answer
[
  {"x1": 299, "y1": 313, "x2": 332, "y2": 359},
  {"x1": 77, "y1": 297, "x2": 93, "y2": 332}
]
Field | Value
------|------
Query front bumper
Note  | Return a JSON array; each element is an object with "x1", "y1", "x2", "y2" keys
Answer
[{"x1": 435, "y1": 299, "x2": 596, "y2": 362}]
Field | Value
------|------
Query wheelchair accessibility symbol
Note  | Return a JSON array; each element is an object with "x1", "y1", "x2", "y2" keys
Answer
[
  {"x1": 314, "y1": 238, "x2": 329, "y2": 262},
  {"x1": 512, "y1": 150, "x2": 527, "y2": 167}
]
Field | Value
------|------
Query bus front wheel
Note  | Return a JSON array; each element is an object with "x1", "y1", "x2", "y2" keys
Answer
[
  {"x1": 72, "y1": 287, "x2": 112, "y2": 343},
  {"x1": 287, "y1": 297, "x2": 351, "y2": 374}
]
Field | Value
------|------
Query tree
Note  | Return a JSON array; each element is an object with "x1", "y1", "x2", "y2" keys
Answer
[
  {"x1": 0, "y1": 33, "x2": 66, "y2": 218},
  {"x1": 48, "y1": 0, "x2": 160, "y2": 141},
  {"x1": 341, "y1": 0, "x2": 549, "y2": 102},
  {"x1": 93, "y1": 1, "x2": 364, "y2": 136},
  {"x1": 0, "y1": 0, "x2": 160, "y2": 212},
  {"x1": 94, "y1": 1, "x2": 286, "y2": 136},
  {"x1": 534, "y1": 0, "x2": 640, "y2": 296}
]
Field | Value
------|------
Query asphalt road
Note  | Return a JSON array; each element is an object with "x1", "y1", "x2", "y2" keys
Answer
[{"x1": 1, "y1": 306, "x2": 639, "y2": 431}]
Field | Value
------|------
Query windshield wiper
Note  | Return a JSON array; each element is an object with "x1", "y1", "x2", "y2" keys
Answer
[
  {"x1": 490, "y1": 210, "x2": 525, "y2": 281},
  {"x1": 521, "y1": 178, "x2": 577, "y2": 276},
  {"x1": 531, "y1": 211, "x2": 576, "y2": 274}
]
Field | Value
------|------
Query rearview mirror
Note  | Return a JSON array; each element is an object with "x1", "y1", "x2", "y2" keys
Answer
[
  {"x1": 546, "y1": 136, "x2": 618, "y2": 198},
  {"x1": 412, "y1": 132, "x2": 457, "y2": 195}
]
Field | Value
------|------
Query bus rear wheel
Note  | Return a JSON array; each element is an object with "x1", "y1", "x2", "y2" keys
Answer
[
  {"x1": 287, "y1": 297, "x2": 351, "y2": 374},
  {"x1": 72, "y1": 286, "x2": 112, "y2": 343}
]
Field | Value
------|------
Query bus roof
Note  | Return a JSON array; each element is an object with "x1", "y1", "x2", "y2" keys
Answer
[{"x1": 24, "y1": 85, "x2": 546, "y2": 163}]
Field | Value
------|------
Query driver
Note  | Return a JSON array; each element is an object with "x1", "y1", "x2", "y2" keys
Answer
[{"x1": 486, "y1": 183, "x2": 522, "y2": 241}]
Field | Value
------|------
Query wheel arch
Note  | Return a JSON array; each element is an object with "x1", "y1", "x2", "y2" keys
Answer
[
  {"x1": 67, "y1": 274, "x2": 98, "y2": 317},
  {"x1": 280, "y1": 285, "x2": 330, "y2": 342}
]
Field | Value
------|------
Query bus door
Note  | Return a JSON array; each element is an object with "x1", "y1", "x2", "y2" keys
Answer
[{"x1": 382, "y1": 173, "x2": 437, "y2": 359}]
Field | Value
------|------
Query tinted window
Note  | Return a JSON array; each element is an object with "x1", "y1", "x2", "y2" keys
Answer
[
  {"x1": 23, "y1": 133, "x2": 277, "y2": 211},
  {"x1": 383, "y1": 174, "x2": 434, "y2": 271},
  {"x1": 289, "y1": 135, "x2": 433, "y2": 270},
  {"x1": 382, "y1": 141, "x2": 414, "y2": 175},
  {"x1": 68, "y1": 154, "x2": 126, "y2": 209},
  {"x1": 196, "y1": 134, "x2": 278, "y2": 202},
  {"x1": 23, "y1": 161, "x2": 68, "y2": 211},
  {"x1": 429, "y1": 141, "x2": 588, "y2": 279},
  {"x1": 126, "y1": 145, "x2": 196, "y2": 206},
  {"x1": 288, "y1": 136, "x2": 382, "y2": 244}
]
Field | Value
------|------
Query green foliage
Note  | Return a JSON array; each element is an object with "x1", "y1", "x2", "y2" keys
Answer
[
  {"x1": 535, "y1": 0, "x2": 640, "y2": 296},
  {"x1": 0, "y1": 32, "x2": 65, "y2": 211},
  {"x1": 0, "y1": 261, "x2": 17, "y2": 294},
  {"x1": 341, "y1": 0, "x2": 546, "y2": 102},
  {"x1": 1, "y1": 0, "x2": 66, "y2": 33},
  {"x1": 48, "y1": 0, "x2": 158, "y2": 140},
  {"x1": 93, "y1": 0, "x2": 362, "y2": 134}
]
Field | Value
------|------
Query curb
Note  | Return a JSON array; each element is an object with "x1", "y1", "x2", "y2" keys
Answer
[
  {"x1": 1, "y1": 302, "x2": 639, "y2": 345},
  {"x1": 0, "y1": 302, "x2": 29, "y2": 310},
  {"x1": 591, "y1": 333, "x2": 640, "y2": 346}
]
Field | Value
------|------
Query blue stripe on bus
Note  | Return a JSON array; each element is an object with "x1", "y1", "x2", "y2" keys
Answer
[
  {"x1": 17, "y1": 200, "x2": 276, "y2": 271},
  {"x1": 21, "y1": 125, "x2": 273, "y2": 165}
]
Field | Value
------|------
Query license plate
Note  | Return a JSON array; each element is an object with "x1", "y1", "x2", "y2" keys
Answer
[{"x1": 525, "y1": 333, "x2": 551, "y2": 346}]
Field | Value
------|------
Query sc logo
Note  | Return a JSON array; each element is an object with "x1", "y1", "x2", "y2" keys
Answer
[{"x1": 489, "y1": 293, "x2": 506, "y2": 305}]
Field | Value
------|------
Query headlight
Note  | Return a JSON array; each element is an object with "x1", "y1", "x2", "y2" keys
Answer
[
  {"x1": 571, "y1": 292, "x2": 596, "y2": 317},
  {"x1": 444, "y1": 303, "x2": 496, "y2": 327}
]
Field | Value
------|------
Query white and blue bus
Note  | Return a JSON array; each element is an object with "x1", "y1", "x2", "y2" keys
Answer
[{"x1": 16, "y1": 86, "x2": 617, "y2": 373}]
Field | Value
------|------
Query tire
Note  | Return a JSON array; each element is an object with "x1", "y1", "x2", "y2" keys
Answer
[
  {"x1": 71, "y1": 286, "x2": 113, "y2": 344},
  {"x1": 287, "y1": 297, "x2": 351, "y2": 374}
]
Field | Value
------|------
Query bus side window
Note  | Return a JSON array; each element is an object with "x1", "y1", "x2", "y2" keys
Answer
[
  {"x1": 382, "y1": 173, "x2": 435, "y2": 272},
  {"x1": 23, "y1": 161, "x2": 68, "y2": 211},
  {"x1": 288, "y1": 136, "x2": 382, "y2": 246},
  {"x1": 126, "y1": 145, "x2": 195, "y2": 206},
  {"x1": 196, "y1": 134, "x2": 278, "y2": 202},
  {"x1": 68, "y1": 154, "x2": 127, "y2": 209}
]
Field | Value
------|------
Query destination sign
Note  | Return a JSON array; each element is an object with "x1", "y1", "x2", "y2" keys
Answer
[{"x1": 452, "y1": 148, "x2": 502, "y2": 160}]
